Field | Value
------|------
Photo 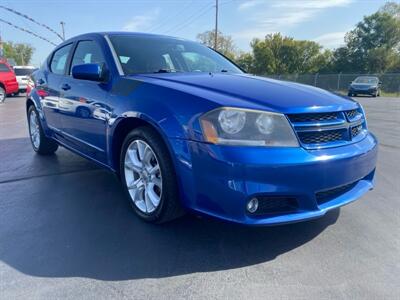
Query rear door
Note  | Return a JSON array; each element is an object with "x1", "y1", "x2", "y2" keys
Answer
[{"x1": 40, "y1": 43, "x2": 73, "y2": 130}]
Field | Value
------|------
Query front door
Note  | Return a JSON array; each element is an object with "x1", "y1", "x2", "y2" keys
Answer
[{"x1": 58, "y1": 40, "x2": 112, "y2": 163}]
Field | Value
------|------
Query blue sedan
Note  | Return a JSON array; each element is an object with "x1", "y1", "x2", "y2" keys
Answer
[{"x1": 26, "y1": 32, "x2": 378, "y2": 225}]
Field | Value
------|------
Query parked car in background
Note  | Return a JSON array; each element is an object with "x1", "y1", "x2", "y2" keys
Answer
[
  {"x1": 348, "y1": 76, "x2": 381, "y2": 97},
  {"x1": 5, "y1": 58, "x2": 17, "y2": 68},
  {"x1": 26, "y1": 32, "x2": 378, "y2": 225},
  {"x1": 14, "y1": 66, "x2": 37, "y2": 93},
  {"x1": 0, "y1": 59, "x2": 19, "y2": 103}
]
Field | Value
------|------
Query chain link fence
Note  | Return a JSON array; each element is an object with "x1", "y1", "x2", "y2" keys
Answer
[{"x1": 266, "y1": 73, "x2": 400, "y2": 97}]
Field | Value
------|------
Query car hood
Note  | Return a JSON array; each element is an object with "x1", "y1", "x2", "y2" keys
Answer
[
  {"x1": 134, "y1": 73, "x2": 358, "y2": 113},
  {"x1": 351, "y1": 83, "x2": 376, "y2": 88}
]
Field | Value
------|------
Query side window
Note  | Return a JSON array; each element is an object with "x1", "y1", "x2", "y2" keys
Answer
[
  {"x1": 70, "y1": 40, "x2": 106, "y2": 73},
  {"x1": 50, "y1": 44, "x2": 73, "y2": 75},
  {"x1": 0, "y1": 63, "x2": 11, "y2": 72}
]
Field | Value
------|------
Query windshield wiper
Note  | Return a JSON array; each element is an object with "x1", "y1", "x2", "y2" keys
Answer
[{"x1": 153, "y1": 68, "x2": 180, "y2": 73}]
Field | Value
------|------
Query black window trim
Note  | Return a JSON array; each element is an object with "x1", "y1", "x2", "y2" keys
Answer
[
  {"x1": 48, "y1": 42, "x2": 74, "y2": 75},
  {"x1": 67, "y1": 39, "x2": 109, "y2": 77}
]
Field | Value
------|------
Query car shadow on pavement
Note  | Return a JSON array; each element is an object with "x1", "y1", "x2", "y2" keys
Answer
[{"x1": 0, "y1": 138, "x2": 339, "y2": 281}]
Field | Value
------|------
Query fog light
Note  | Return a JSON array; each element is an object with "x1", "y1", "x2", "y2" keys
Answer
[{"x1": 247, "y1": 198, "x2": 259, "y2": 213}]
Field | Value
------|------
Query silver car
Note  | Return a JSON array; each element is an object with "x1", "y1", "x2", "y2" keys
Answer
[{"x1": 13, "y1": 66, "x2": 37, "y2": 93}]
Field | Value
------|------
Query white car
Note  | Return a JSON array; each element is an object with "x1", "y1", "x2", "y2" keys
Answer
[{"x1": 13, "y1": 66, "x2": 37, "y2": 93}]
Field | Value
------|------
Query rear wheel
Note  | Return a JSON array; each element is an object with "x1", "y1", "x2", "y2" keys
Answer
[
  {"x1": 0, "y1": 86, "x2": 5, "y2": 103},
  {"x1": 27, "y1": 105, "x2": 58, "y2": 155},
  {"x1": 348, "y1": 92, "x2": 353, "y2": 97},
  {"x1": 120, "y1": 127, "x2": 184, "y2": 223}
]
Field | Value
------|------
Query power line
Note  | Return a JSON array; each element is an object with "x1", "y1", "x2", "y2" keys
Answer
[
  {"x1": 0, "y1": 5, "x2": 64, "y2": 41},
  {"x1": 0, "y1": 18, "x2": 58, "y2": 46},
  {"x1": 162, "y1": 3, "x2": 214, "y2": 35},
  {"x1": 148, "y1": 0, "x2": 194, "y2": 33}
]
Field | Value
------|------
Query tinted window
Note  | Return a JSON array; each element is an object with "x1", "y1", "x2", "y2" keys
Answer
[
  {"x1": 70, "y1": 40, "x2": 105, "y2": 73},
  {"x1": 50, "y1": 44, "x2": 72, "y2": 74},
  {"x1": 14, "y1": 68, "x2": 36, "y2": 76},
  {"x1": 109, "y1": 35, "x2": 242, "y2": 75},
  {"x1": 0, "y1": 63, "x2": 11, "y2": 72},
  {"x1": 354, "y1": 77, "x2": 379, "y2": 84}
]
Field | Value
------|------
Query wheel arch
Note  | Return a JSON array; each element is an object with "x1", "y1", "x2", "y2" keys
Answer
[{"x1": 109, "y1": 115, "x2": 179, "y2": 176}]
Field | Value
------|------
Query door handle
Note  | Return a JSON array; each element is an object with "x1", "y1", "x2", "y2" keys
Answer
[{"x1": 61, "y1": 83, "x2": 71, "y2": 91}]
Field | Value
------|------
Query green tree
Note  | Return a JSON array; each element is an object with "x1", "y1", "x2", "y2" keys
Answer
[
  {"x1": 249, "y1": 33, "x2": 330, "y2": 75},
  {"x1": 235, "y1": 52, "x2": 255, "y2": 73},
  {"x1": 379, "y1": 1, "x2": 400, "y2": 20},
  {"x1": 3, "y1": 42, "x2": 34, "y2": 65},
  {"x1": 333, "y1": 10, "x2": 400, "y2": 73},
  {"x1": 197, "y1": 30, "x2": 236, "y2": 59}
]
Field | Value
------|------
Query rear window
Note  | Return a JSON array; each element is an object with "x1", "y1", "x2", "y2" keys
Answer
[
  {"x1": 0, "y1": 63, "x2": 11, "y2": 72},
  {"x1": 14, "y1": 68, "x2": 36, "y2": 76}
]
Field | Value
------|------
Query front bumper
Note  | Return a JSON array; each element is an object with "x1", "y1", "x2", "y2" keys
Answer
[
  {"x1": 349, "y1": 88, "x2": 376, "y2": 95},
  {"x1": 175, "y1": 133, "x2": 378, "y2": 225}
]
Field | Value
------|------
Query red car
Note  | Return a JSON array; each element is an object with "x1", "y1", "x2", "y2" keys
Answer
[{"x1": 0, "y1": 59, "x2": 19, "y2": 103}]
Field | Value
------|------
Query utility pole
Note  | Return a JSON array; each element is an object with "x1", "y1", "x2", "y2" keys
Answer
[
  {"x1": 60, "y1": 21, "x2": 65, "y2": 41},
  {"x1": 214, "y1": 0, "x2": 218, "y2": 50}
]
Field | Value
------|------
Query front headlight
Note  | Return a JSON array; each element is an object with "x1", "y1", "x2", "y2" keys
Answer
[{"x1": 200, "y1": 107, "x2": 299, "y2": 147}]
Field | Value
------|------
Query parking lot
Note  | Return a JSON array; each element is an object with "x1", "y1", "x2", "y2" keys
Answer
[{"x1": 0, "y1": 95, "x2": 399, "y2": 299}]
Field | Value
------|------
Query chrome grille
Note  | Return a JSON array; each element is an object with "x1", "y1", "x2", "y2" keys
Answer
[
  {"x1": 351, "y1": 124, "x2": 363, "y2": 138},
  {"x1": 345, "y1": 109, "x2": 361, "y2": 121},
  {"x1": 298, "y1": 130, "x2": 345, "y2": 144},
  {"x1": 288, "y1": 112, "x2": 339, "y2": 123},
  {"x1": 287, "y1": 107, "x2": 366, "y2": 149}
]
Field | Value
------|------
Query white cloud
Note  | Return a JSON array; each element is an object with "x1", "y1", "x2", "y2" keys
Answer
[
  {"x1": 234, "y1": 0, "x2": 354, "y2": 42},
  {"x1": 273, "y1": 0, "x2": 353, "y2": 9},
  {"x1": 122, "y1": 8, "x2": 160, "y2": 31},
  {"x1": 238, "y1": 0, "x2": 264, "y2": 11},
  {"x1": 313, "y1": 31, "x2": 347, "y2": 49}
]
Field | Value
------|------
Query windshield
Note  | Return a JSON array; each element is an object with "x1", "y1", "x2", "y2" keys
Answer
[
  {"x1": 14, "y1": 68, "x2": 36, "y2": 76},
  {"x1": 354, "y1": 77, "x2": 378, "y2": 84},
  {"x1": 109, "y1": 35, "x2": 243, "y2": 75}
]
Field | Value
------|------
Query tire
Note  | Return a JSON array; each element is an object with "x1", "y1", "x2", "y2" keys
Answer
[
  {"x1": 348, "y1": 92, "x2": 353, "y2": 97},
  {"x1": 120, "y1": 126, "x2": 184, "y2": 224},
  {"x1": 76, "y1": 106, "x2": 91, "y2": 118},
  {"x1": 372, "y1": 92, "x2": 377, "y2": 98},
  {"x1": 0, "y1": 86, "x2": 6, "y2": 103},
  {"x1": 27, "y1": 105, "x2": 59, "y2": 155}
]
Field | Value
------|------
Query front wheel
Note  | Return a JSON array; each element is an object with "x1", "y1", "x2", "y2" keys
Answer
[
  {"x1": 27, "y1": 105, "x2": 58, "y2": 155},
  {"x1": 120, "y1": 127, "x2": 184, "y2": 223}
]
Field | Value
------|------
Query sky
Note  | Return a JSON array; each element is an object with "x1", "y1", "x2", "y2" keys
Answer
[{"x1": 0, "y1": 0, "x2": 395, "y2": 66}]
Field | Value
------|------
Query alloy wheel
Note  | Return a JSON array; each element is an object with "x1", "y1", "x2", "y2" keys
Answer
[
  {"x1": 124, "y1": 139, "x2": 163, "y2": 213},
  {"x1": 0, "y1": 88, "x2": 5, "y2": 102},
  {"x1": 29, "y1": 109, "x2": 41, "y2": 149}
]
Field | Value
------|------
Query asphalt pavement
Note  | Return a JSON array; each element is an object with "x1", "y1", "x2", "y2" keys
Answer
[{"x1": 0, "y1": 95, "x2": 399, "y2": 299}]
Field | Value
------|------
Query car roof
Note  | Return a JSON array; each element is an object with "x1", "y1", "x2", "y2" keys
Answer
[
  {"x1": 13, "y1": 66, "x2": 36, "y2": 69},
  {"x1": 356, "y1": 76, "x2": 379, "y2": 79},
  {"x1": 60, "y1": 31, "x2": 191, "y2": 46}
]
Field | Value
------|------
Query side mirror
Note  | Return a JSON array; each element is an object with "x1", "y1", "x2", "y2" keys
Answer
[
  {"x1": 379, "y1": 81, "x2": 382, "y2": 85},
  {"x1": 72, "y1": 63, "x2": 107, "y2": 81}
]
